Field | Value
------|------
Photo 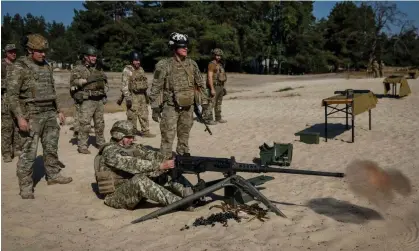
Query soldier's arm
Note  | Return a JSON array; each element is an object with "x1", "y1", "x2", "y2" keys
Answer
[
  {"x1": 206, "y1": 63, "x2": 215, "y2": 90},
  {"x1": 102, "y1": 147, "x2": 162, "y2": 174},
  {"x1": 134, "y1": 144, "x2": 164, "y2": 161},
  {"x1": 121, "y1": 67, "x2": 132, "y2": 99},
  {"x1": 149, "y1": 60, "x2": 167, "y2": 109},
  {"x1": 192, "y1": 61, "x2": 205, "y2": 88},
  {"x1": 6, "y1": 64, "x2": 25, "y2": 118},
  {"x1": 70, "y1": 67, "x2": 87, "y2": 87}
]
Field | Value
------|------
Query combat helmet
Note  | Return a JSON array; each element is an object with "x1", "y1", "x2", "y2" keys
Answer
[
  {"x1": 168, "y1": 32, "x2": 189, "y2": 49},
  {"x1": 80, "y1": 45, "x2": 98, "y2": 56},
  {"x1": 211, "y1": 48, "x2": 223, "y2": 56},
  {"x1": 129, "y1": 50, "x2": 142, "y2": 61},
  {"x1": 110, "y1": 120, "x2": 136, "y2": 140},
  {"x1": 22, "y1": 33, "x2": 49, "y2": 50}
]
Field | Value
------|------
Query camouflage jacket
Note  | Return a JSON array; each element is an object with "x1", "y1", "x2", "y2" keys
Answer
[
  {"x1": 6, "y1": 56, "x2": 59, "y2": 118},
  {"x1": 98, "y1": 141, "x2": 166, "y2": 180},
  {"x1": 121, "y1": 65, "x2": 147, "y2": 100},
  {"x1": 1, "y1": 58, "x2": 13, "y2": 92},
  {"x1": 70, "y1": 62, "x2": 108, "y2": 94},
  {"x1": 149, "y1": 56, "x2": 206, "y2": 108}
]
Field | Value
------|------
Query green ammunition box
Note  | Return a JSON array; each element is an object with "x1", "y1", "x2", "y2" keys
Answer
[
  {"x1": 259, "y1": 142, "x2": 293, "y2": 166},
  {"x1": 295, "y1": 132, "x2": 320, "y2": 144}
]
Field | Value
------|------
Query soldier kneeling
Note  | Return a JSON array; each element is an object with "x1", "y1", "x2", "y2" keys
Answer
[{"x1": 94, "y1": 120, "x2": 193, "y2": 210}]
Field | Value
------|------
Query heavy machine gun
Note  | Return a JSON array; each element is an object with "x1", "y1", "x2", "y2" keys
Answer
[{"x1": 131, "y1": 153, "x2": 344, "y2": 224}]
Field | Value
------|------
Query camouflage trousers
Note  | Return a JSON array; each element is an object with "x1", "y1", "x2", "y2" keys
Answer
[
  {"x1": 1, "y1": 111, "x2": 24, "y2": 159},
  {"x1": 160, "y1": 104, "x2": 194, "y2": 159},
  {"x1": 104, "y1": 173, "x2": 192, "y2": 209},
  {"x1": 127, "y1": 93, "x2": 150, "y2": 133},
  {"x1": 73, "y1": 102, "x2": 80, "y2": 133},
  {"x1": 17, "y1": 110, "x2": 64, "y2": 194},
  {"x1": 78, "y1": 99, "x2": 106, "y2": 150},
  {"x1": 202, "y1": 85, "x2": 224, "y2": 121}
]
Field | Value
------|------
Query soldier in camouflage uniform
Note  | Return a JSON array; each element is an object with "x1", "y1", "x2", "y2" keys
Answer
[
  {"x1": 149, "y1": 32, "x2": 207, "y2": 160},
  {"x1": 202, "y1": 48, "x2": 227, "y2": 124},
  {"x1": 95, "y1": 120, "x2": 193, "y2": 209},
  {"x1": 70, "y1": 45, "x2": 108, "y2": 154},
  {"x1": 2, "y1": 44, "x2": 24, "y2": 162},
  {"x1": 372, "y1": 60, "x2": 379, "y2": 78},
  {"x1": 6, "y1": 34, "x2": 73, "y2": 199},
  {"x1": 120, "y1": 51, "x2": 155, "y2": 138}
]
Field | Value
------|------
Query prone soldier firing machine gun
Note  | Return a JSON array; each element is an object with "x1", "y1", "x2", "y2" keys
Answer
[{"x1": 131, "y1": 153, "x2": 344, "y2": 224}]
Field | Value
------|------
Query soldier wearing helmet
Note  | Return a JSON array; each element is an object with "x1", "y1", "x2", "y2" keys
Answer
[
  {"x1": 120, "y1": 51, "x2": 155, "y2": 138},
  {"x1": 202, "y1": 48, "x2": 227, "y2": 124},
  {"x1": 94, "y1": 120, "x2": 193, "y2": 210},
  {"x1": 70, "y1": 44, "x2": 109, "y2": 154},
  {"x1": 149, "y1": 32, "x2": 208, "y2": 160},
  {"x1": 6, "y1": 33, "x2": 72, "y2": 199},
  {"x1": 2, "y1": 43, "x2": 24, "y2": 162}
]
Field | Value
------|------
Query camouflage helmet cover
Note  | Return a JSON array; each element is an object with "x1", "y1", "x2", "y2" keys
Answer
[
  {"x1": 168, "y1": 32, "x2": 189, "y2": 49},
  {"x1": 211, "y1": 48, "x2": 223, "y2": 56},
  {"x1": 110, "y1": 120, "x2": 136, "y2": 140},
  {"x1": 4, "y1": 44, "x2": 16, "y2": 52},
  {"x1": 25, "y1": 34, "x2": 49, "y2": 50}
]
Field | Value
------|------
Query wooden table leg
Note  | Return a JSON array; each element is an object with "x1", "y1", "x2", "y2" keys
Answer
[
  {"x1": 369, "y1": 109, "x2": 371, "y2": 130},
  {"x1": 346, "y1": 104, "x2": 349, "y2": 129},
  {"x1": 325, "y1": 104, "x2": 328, "y2": 142}
]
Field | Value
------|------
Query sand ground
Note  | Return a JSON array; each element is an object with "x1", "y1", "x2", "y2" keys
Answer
[{"x1": 1, "y1": 72, "x2": 418, "y2": 251}]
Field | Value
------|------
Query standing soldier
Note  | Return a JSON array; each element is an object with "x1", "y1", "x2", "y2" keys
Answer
[
  {"x1": 149, "y1": 32, "x2": 207, "y2": 160},
  {"x1": 379, "y1": 60, "x2": 385, "y2": 78},
  {"x1": 120, "y1": 51, "x2": 155, "y2": 138},
  {"x1": 202, "y1": 48, "x2": 227, "y2": 124},
  {"x1": 2, "y1": 44, "x2": 23, "y2": 162},
  {"x1": 372, "y1": 60, "x2": 379, "y2": 78},
  {"x1": 70, "y1": 45, "x2": 108, "y2": 154},
  {"x1": 7, "y1": 34, "x2": 72, "y2": 199}
]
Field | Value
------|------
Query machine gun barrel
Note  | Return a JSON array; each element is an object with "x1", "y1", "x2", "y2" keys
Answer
[
  {"x1": 175, "y1": 155, "x2": 345, "y2": 178},
  {"x1": 233, "y1": 163, "x2": 345, "y2": 178}
]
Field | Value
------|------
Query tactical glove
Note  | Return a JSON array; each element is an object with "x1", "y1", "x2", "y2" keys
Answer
[
  {"x1": 152, "y1": 107, "x2": 162, "y2": 122},
  {"x1": 126, "y1": 99, "x2": 132, "y2": 109}
]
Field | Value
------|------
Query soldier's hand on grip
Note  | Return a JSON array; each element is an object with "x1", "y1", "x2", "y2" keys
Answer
[
  {"x1": 152, "y1": 107, "x2": 162, "y2": 122},
  {"x1": 160, "y1": 159, "x2": 174, "y2": 170}
]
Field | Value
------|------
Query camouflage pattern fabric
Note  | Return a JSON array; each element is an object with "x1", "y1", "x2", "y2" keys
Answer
[
  {"x1": 98, "y1": 141, "x2": 192, "y2": 209},
  {"x1": 73, "y1": 103, "x2": 80, "y2": 133},
  {"x1": 149, "y1": 57, "x2": 206, "y2": 159},
  {"x1": 6, "y1": 56, "x2": 68, "y2": 196},
  {"x1": 78, "y1": 99, "x2": 106, "y2": 149},
  {"x1": 121, "y1": 65, "x2": 151, "y2": 133},
  {"x1": 203, "y1": 85, "x2": 225, "y2": 122},
  {"x1": 70, "y1": 63, "x2": 108, "y2": 151},
  {"x1": 2, "y1": 58, "x2": 24, "y2": 161},
  {"x1": 372, "y1": 61, "x2": 379, "y2": 78},
  {"x1": 16, "y1": 111, "x2": 64, "y2": 194},
  {"x1": 202, "y1": 61, "x2": 227, "y2": 122},
  {"x1": 127, "y1": 94, "x2": 150, "y2": 133}
]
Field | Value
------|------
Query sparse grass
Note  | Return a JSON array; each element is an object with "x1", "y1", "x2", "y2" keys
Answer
[
  {"x1": 283, "y1": 93, "x2": 301, "y2": 97},
  {"x1": 274, "y1": 86, "x2": 304, "y2": 92},
  {"x1": 275, "y1": 87, "x2": 294, "y2": 92}
]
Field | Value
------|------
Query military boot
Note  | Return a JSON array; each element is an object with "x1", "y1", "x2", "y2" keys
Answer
[
  {"x1": 78, "y1": 148, "x2": 91, "y2": 154},
  {"x1": 206, "y1": 120, "x2": 217, "y2": 125},
  {"x1": 141, "y1": 131, "x2": 156, "y2": 138},
  {"x1": 47, "y1": 175, "x2": 73, "y2": 185},
  {"x1": 3, "y1": 155, "x2": 13, "y2": 163},
  {"x1": 20, "y1": 192, "x2": 35, "y2": 199}
]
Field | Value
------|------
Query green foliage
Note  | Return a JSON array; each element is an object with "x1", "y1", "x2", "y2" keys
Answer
[{"x1": 2, "y1": 1, "x2": 418, "y2": 72}]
